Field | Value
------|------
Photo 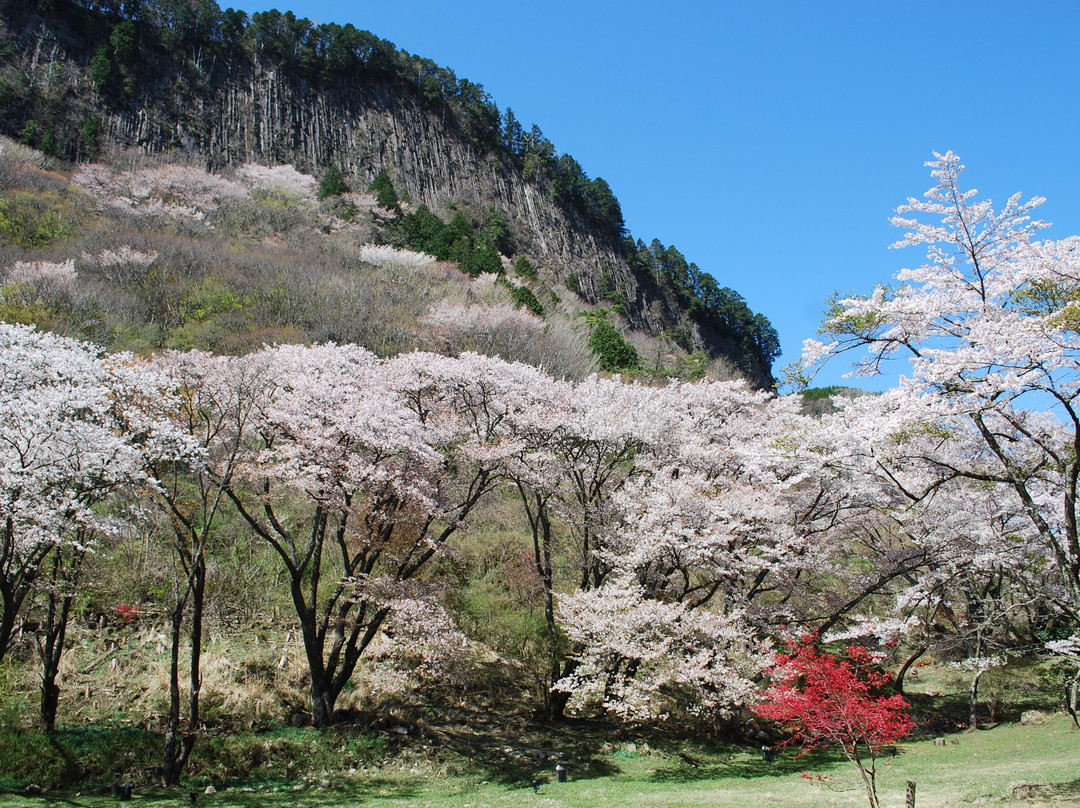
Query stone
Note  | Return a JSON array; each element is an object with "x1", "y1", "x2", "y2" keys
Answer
[{"x1": 1020, "y1": 710, "x2": 1049, "y2": 725}]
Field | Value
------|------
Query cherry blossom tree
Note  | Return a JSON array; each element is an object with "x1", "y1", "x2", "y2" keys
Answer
[
  {"x1": 4, "y1": 260, "x2": 77, "y2": 290},
  {"x1": 893, "y1": 482, "x2": 1047, "y2": 724},
  {"x1": 0, "y1": 324, "x2": 152, "y2": 728},
  {"x1": 358, "y1": 243, "x2": 437, "y2": 270},
  {"x1": 505, "y1": 374, "x2": 680, "y2": 718},
  {"x1": 1044, "y1": 634, "x2": 1080, "y2": 728},
  {"x1": 420, "y1": 301, "x2": 545, "y2": 361},
  {"x1": 556, "y1": 376, "x2": 680, "y2": 592},
  {"x1": 73, "y1": 163, "x2": 247, "y2": 224},
  {"x1": 545, "y1": 371, "x2": 975, "y2": 725},
  {"x1": 798, "y1": 152, "x2": 1080, "y2": 621},
  {"x1": 365, "y1": 594, "x2": 476, "y2": 701},
  {"x1": 78, "y1": 246, "x2": 159, "y2": 298},
  {"x1": 236, "y1": 163, "x2": 317, "y2": 201},
  {"x1": 551, "y1": 380, "x2": 833, "y2": 721},
  {"x1": 225, "y1": 346, "x2": 550, "y2": 725},
  {"x1": 557, "y1": 579, "x2": 760, "y2": 721},
  {"x1": 126, "y1": 349, "x2": 273, "y2": 783},
  {"x1": 222, "y1": 343, "x2": 428, "y2": 726}
]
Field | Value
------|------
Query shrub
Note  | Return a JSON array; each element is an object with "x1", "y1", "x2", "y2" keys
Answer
[
  {"x1": 17, "y1": 120, "x2": 37, "y2": 148},
  {"x1": 496, "y1": 276, "x2": 544, "y2": 316},
  {"x1": 514, "y1": 255, "x2": 538, "y2": 279},
  {"x1": 0, "y1": 190, "x2": 80, "y2": 248},
  {"x1": 0, "y1": 725, "x2": 160, "y2": 789},
  {"x1": 588, "y1": 318, "x2": 640, "y2": 372},
  {"x1": 0, "y1": 281, "x2": 57, "y2": 329}
]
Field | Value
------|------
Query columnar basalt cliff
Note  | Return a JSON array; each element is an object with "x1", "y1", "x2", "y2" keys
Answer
[{"x1": 0, "y1": 0, "x2": 777, "y2": 386}]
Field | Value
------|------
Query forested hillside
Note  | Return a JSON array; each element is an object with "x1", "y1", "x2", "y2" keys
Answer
[{"x1": 0, "y1": 0, "x2": 779, "y2": 385}]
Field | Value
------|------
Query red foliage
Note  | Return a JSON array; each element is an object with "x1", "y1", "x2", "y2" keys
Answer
[
  {"x1": 112, "y1": 604, "x2": 141, "y2": 625},
  {"x1": 755, "y1": 636, "x2": 914, "y2": 758}
]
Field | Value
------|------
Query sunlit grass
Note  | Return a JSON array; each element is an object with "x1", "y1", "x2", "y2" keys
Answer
[{"x1": 3, "y1": 715, "x2": 1077, "y2": 808}]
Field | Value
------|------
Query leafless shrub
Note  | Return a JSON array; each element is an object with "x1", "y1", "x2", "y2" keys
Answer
[
  {"x1": 419, "y1": 300, "x2": 544, "y2": 362},
  {"x1": 527, "y1": 312, "x2": 598, "y2": 380}
]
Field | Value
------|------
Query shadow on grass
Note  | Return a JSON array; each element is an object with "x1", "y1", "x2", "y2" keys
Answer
[
  {"x1": 0, "y1": 724, "x2": 161, "y2": 792},
  {"x1": 428, "y1": 713, "x2": 621, "y2": 786},
  {"x1": 904, "y1": 688, "x2": 1065, "y2": 737},
  {"x1": 0, "y1": 779, "x2": 426, "y2": 807},
  {"x1": 198, "y1": 780, "x2": 427, "y2": 806},
  {"x1": 44, "y1": 733, "x2": 80, "y2": 787},
  {"x1": 648, "y1": 745, "x2": 850, "y2": 784},
  {"x1": 0, "y1": 790, "x2": 89, "y2": 808},
  {"x1": 904, "y1": 692, "x2": 970, "y2": 735},
  {"x1": 1008, "y1": 778, "x2": 1080, "y2": 800}
]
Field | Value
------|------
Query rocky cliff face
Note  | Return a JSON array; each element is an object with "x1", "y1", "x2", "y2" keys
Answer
[{"x1": 0, "y1": 0, "x2": 774, "y2": 387}]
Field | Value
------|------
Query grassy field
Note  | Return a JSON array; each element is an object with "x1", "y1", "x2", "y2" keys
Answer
[
  {"x1": 1, "y1": 714, "x2": 1077, "y2": 808},
  {"x1": 1, "y1": 625, "x2": 1075, "y2": 808}
]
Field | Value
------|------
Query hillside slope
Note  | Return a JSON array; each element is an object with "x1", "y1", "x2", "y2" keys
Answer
[{"x1": 0, "y1": 0, "x2": 778, "y2": 385}]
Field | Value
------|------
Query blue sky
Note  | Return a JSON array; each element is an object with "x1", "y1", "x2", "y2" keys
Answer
[{"x1": 233, "y1": 0, "x2": 1080, "y2": 390}]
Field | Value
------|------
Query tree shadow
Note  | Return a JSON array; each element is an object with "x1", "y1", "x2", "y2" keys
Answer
[
  {"x1": 425, "y1": 712, "x2": 621, "y2": 785},
  {"x1": 210, "y1": 780, "x2": 427, "y2": 806},
  {"x1": 648, "y1": 745, "x2": 849, "y2": 784},
  {"x1": 44, "y1": 733, "x2": 81, "y2": 788},
  {"x1": 1007, "y1": 778, "x2": 1080, "y2": 800},
  {"x1": 1, "y1": 781, "x2": 427, "y2": 807}
]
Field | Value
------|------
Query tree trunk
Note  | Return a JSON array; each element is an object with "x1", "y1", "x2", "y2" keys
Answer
[
  {"x1": 516, "y1": 484, "x2": 569, "y2": 721},
  {"x1": 179, "y1": 557, "x2": 206, "y2": 771},
  {"x1": 301, "y1": 604, "x2": 334, "y2": 728},
  {"x1": 36, "y1": 548, "x2": 82, "y2": 732},
  {"x1": 1067, "y1": 664, "x2": 1080, "y2": 731},
  {"x1": 301, "y1": 600, "x2": 389, "y2": 727},
  {"x1": 0, "y1": 521, "x2": 51, "y2": 666},
  {"x1": 162, "y1": 604, "x2": 183, "y2": 782},
  {"x1": 162, "y1": 554, "x2": 205, "y2": 785},
  {"x1": 37, "y1": 589, "x2": 72, "y2": 732},
  {"x1": 309, "y1": 676, "x2": 335, "y2": 727},
  {"x1": 894, "y1": 646, "x2": 927, "y2": 696},
  {"x1": 533, "y1": 508, "x2": 565, "y2": 719},
  {"x1": 969, "y1": 668, "x2": 986, "y2": 731},
  {"x1": 290, "y1": 551, "x2": 335, "y2": 728},
  {"x1": 850, "y1": 745, "x2": 880, "y2": 808},
  {"x1": 162, "y1": 600, "x2": 185, "y2": 786},
  {"x1": 547, "y1": 658, "x2": 579, "y2": 721}
]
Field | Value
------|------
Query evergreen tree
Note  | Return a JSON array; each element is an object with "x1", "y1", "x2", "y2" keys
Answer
[
  {"x1": 589, "y1": 319, "x2": 640, "y2": 372},
  {"x1": 368, "y1": 171, "x2": 399, "y2": 209},
  {"x1": 317, "y1": 165, "x2": 349, "y2": 199},
  {"x1": 503, "y1": 107, "x2": 524, "y2": 155},
  {"x1": 587, "y1": 177, "x2": 625, "y2": 239}
]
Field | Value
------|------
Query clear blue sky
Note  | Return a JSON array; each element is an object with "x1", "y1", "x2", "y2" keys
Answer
[{"x1": 233, "y1": 0, "x2": 1080, "y2": 390}]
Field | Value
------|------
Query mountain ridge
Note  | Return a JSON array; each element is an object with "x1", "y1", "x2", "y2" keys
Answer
[{"x1": 0, "y1": 0, "x2": 778, "y2": 386}]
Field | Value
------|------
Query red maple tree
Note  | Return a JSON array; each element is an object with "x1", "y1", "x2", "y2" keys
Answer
[{"x1": 755, "y1": 636, "x2": 914, "y2": 808}]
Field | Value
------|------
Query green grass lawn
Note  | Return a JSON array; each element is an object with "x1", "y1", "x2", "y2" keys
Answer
[{"x1": 3, "y1": 715, "x2": 1077, "y2": 808}]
